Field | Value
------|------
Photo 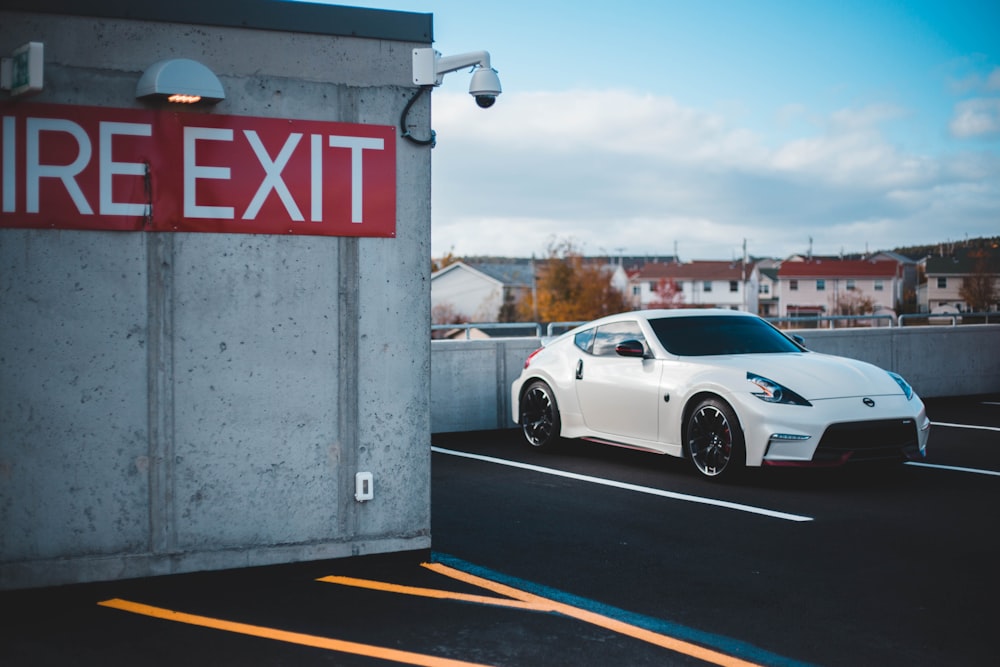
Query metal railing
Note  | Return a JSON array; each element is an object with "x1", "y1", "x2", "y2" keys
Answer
[
  {"x1": 433, "y1": 311, "x2": 999, "y2": 338},
  {"x1": 898, "y1": 311, "x2": 999, "y2": 326},
  {"x1": 768, "y1": 313, "x2": 897, "y2": 329},
  {"x1": 431, "y1": 322, "x2": 543, "y2": 339}
]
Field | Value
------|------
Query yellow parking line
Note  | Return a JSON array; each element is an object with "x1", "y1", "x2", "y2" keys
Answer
[
  {"x1": 318, "y1": 563, "x2": 765, "y2": 667},
  {"x1": 97, "y1": 598, "x2": 495, "y2": 667},
  {"x1": 316, "y1": 575, "x2": 538, "y2": 611},
  {"x1": 422, "y1": 562, "x2": 765, "y2": 667},
  {"x1": 101, "y1": 562, "x2": 769, "y2": 667}
]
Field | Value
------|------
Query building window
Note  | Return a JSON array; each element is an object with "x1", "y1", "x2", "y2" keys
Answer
[
  {"x1": 649, "y1": 281, "x2": 657, "y2": 292},
  {"x1": 874, "y1": 280, "x2": 884, "y2": 291},
  {"x1": 937, "y1": 277, "x2": 947, "y2": 289},
  {"x1": 759, "y1": 284, "x2": 770, "y2": 295},
  {"x1": 632, "y1": 285, "x2": 641, "y2": 296},
  {"x1": 846, "y1": 279, "x2": 856, "y2": 291},
  {"x1": 703, "y1": 281, "x2": 712, "y2": 292},
  {"x1": 816, "y1": 279, "x2": 825, "y2": 291},
  {"x1": 790, "y1": 280, "x2": 798, "y2": 291},
  {"x1": 729, "y1": 281, "x2": 738, "y2": 292}
]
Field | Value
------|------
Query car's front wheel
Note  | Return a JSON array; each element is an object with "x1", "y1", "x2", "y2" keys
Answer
[
  {"x1": 685, "y1": 398, "x2": 745, "y2": 481},
  {"x1": 519, "y1": 380, "x2": 561, "y2": 449}
]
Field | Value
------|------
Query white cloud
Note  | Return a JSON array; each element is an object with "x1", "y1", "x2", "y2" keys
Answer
[
  {"x1": 429, "y1": 89, "x2": 1000, "y2": 260},
  {"x1": 987, "y1": 67, "x2": 1000, "y2": 92},
  {"x1": 950, "y1": 98, "x2": 1000, "y2": 139}
]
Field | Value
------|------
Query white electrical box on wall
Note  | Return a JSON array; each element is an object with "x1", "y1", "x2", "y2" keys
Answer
[{"x1": 355, "y1": 472, "x2": 374, "y2": 502}]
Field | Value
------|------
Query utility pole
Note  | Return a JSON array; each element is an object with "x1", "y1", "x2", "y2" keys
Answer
[
  {"x1": 530, "y1": 254, "x2": 538, "y2": 322},
  {"x1": 742, "y1": 238, "x2": 748, "y2": 312}
]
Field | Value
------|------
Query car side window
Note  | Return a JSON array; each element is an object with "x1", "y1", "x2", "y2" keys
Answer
[
  {"x1": 591, "y1": 321, "x2": 647, "y2": 357},
  {"x1": 574, "y1": 328, "x2": 596, "y2": 353}
]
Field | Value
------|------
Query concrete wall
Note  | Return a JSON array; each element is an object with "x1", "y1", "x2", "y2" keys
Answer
[
  {"x1": 431, "y1": 325, "x2": 1000, "y2": 433},
  {"x1": 1, "y1": 3, "x2": 434, "y2": 590},
  {"x1": 431, "y1": 338, "x2": 540, "y2": 433}
]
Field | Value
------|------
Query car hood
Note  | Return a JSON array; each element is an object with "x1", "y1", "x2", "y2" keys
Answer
[{"x1": 703, "y1": 352, "x2": 904, "y2": 401}]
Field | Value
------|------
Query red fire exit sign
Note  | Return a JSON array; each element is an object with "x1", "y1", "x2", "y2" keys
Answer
[{"x1": 0, "y1": 103, "x2": 396, "y2": 237}]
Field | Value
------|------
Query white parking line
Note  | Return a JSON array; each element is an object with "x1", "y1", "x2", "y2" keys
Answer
[
  {"x1": 432, "y1": 447, "x2": 814, "y2": 523},
  {"x1": 905, "y1": 462, "x2": 1000, "y2": 477},
  {"x1": 931, "y1": 421, "x2": 1000, "y2": 433}
]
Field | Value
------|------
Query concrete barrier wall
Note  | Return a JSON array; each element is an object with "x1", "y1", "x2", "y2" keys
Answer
[
  {"x1": 431, "y1": 338, "x2": 541, "y2": 433},
  {"x1": 1, "y1": 3, "x2": 433, "y2": 590},
  {"x1": 431, "y1": 325, "x2": 1000, "y2": 433}
]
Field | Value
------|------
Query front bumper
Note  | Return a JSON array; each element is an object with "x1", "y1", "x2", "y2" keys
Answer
[{"x1": 741, "y1": 394, "x2": 930, "y2": 468}]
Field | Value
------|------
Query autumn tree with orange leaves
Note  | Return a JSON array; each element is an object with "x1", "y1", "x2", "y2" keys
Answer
[{"x1": 518, "y1": 239, "x2": 630, "y2": 322}]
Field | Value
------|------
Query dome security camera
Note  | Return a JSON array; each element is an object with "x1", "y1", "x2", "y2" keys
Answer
[
  {"x1": 406, "y1": 49, "x2": 503, "y2": 145},
  {"x1": 412, "y1": 49, "x2": 502, "y2": 109},
  {"x1": 469, "y1": 65, "x2": 502, "y2": 109}
]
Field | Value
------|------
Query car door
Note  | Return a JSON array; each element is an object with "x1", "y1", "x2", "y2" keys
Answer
[{"x1": 574, "y1": 320, "x2": 662, "y2": 444}]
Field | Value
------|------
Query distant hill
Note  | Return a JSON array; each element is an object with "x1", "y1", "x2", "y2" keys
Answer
[
  {"x1": 437, "y1": 237, "x2": 1000, "y2": 265},
  {"x1": 892, "y1": 236, "x2": 1000, "y2": 261}
]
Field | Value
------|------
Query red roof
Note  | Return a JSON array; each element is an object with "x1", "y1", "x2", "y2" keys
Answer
[
  {"x1": 778, "y1": 259, "x2": 898, "y2": 278},
  {"x1": 630, "y1": 260, "x2": 751, "y2": 281}
]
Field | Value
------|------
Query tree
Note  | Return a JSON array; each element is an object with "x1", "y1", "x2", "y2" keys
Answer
[
  {"x1": 432, "y1": 249, "x2": 460, "y2": 273},
  {"x1": 497, "y1": 288, "x2": 520, "y2": 323},
  {"x1": 645, "y1": 277, "x2": 684, "y2": 309},
  {"x1": 959, "y1": 250, "x2": 999, "y2": 312},
  {"x1": 431, "y1": 302, "x2": 468, "y2": 339},
  {"x1": 518, "y1": 239, "x2": 630, "y2": 322},
  {"x1": 832, "y1": 289, "x2": 877, "y2": 327},
  {"x1": 431, "y1": 302, "x2": 468, "y2": 326}
]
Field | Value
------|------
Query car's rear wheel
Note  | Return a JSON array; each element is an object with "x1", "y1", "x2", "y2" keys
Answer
[
  {"x1": 685, "y1": 398, "x2": 745, "y2": 480},
  {"x1": 519, "y1": 380, "x2": 561, "y2": 449}
]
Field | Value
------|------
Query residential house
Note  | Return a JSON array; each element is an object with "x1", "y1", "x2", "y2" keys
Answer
[
  {"x1": 431, "y1": 258, "x2": 629, "y2": 324},
  {"x1": 919, "y1": 244, "x2": 1000, "y2": 313},
  {"x1": 627, "y1": 260, "x2": 759, "y2": 312},
  {"x1": 871, "y1": 250, "x2": 920, "y2": 312},
  {"x1": 603, "y1": 255, "x2": 679, "y2": 272},
  {"x1": 755, "y1": 258, "x2": 781, "y2": 318},
  {"x1": 777, "y1": 258, "x2": 900, "y2": 320},
  {"x1": 430, "y1": 260, "x2": 534, "y2": 323}
]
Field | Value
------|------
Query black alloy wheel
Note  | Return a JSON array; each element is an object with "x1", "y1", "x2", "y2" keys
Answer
[
  {"x1": 519, "y1": 381, "x2": 561, "y2": 449},
  {"x1": 686, "y1": 398, "x2": 746, "y2": 480}
]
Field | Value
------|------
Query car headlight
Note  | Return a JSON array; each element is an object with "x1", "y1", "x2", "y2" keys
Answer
[
  {"x1": 888, "y1": 371, "x2": 914, "y2": 400},
  {"x1": 747, "y1": 372, "x2": 812, "y2": 406}
]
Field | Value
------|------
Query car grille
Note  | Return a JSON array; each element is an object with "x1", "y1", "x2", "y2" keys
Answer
[{"x1": 813, "y1": 419, "x2": 920, "y2": 464}]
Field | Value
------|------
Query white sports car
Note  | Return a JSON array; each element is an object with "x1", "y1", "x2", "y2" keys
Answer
[{"x1": 511, "y1": 309, "x2": 930, "y2": 480}]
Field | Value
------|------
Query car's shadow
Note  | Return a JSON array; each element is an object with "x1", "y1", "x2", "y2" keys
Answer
[
  {"x1": 744, "y1": 462, "x2": 919, "y2": 491},
  {"x1": 432, "y1": 429, "x2": 920, "y2": 491}
]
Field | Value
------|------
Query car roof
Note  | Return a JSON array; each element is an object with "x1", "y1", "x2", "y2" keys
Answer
[
  {"x1": 552, "y1": 308, "x2": 757, "y2": 343},
  {"x1": 585, "y1": 308, "x2": 756, "y2": 327}
]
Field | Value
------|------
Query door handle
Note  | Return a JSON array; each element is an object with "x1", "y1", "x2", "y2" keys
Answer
[{"x1": 575, "y1": 358, "x2": 584, "y2": 380}]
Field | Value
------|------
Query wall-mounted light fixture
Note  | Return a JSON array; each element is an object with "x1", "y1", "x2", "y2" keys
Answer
[
  {"x1": 136, "y1": 58, "x2": 225, "y2": 105},
  {"x1": 0, "y1": 42, "x2": 44, "y2": 97}
]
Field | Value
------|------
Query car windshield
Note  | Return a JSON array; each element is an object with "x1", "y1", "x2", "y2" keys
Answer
[{"x1": 649, "y1": 315, "x2": 802, "y2": 356}]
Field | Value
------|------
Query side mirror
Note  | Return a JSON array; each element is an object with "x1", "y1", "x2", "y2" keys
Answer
[{"x1": 615, "y1": 340, "x2": 646, "y2": 358}]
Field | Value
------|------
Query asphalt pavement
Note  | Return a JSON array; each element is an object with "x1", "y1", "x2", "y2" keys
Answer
[
  {"x1": 2, "y1": 394, "x2": 998, "y2": 667},
  {"x1": 1, "y1": 549, "x2": 730, "y2": 667}
]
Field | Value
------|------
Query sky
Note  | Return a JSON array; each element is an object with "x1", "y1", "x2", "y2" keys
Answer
[{"x1": 303, "y1": 0, "x2": 999, "y2": 261}]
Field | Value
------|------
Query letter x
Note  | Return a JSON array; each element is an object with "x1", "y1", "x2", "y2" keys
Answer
[{"x1": 243, "y1": 131, "x2": 303, "y2": 221}]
